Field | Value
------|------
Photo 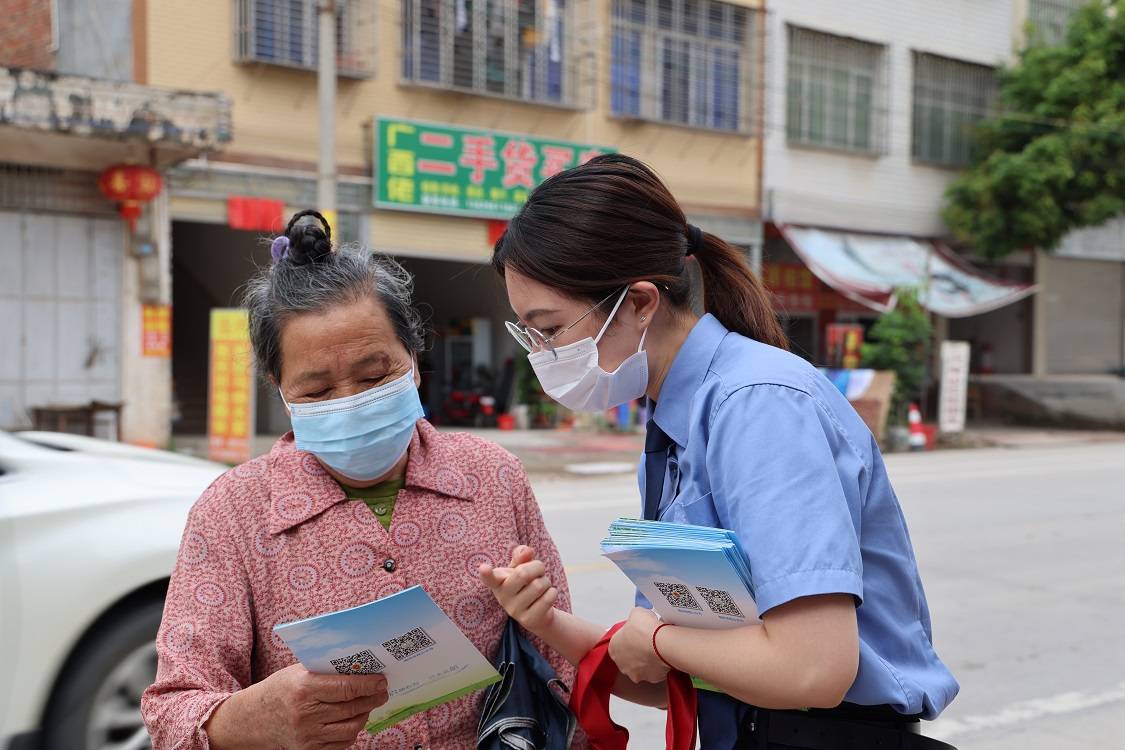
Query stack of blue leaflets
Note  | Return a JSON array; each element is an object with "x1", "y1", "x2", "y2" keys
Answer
[{"x1": 601, "y1": 518, "x2": 759, "y2": 629}]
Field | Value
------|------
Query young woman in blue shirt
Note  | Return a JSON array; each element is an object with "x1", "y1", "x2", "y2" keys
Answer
[{"x1": 479, "y1": 155, "x2": 959, "y2": 750}]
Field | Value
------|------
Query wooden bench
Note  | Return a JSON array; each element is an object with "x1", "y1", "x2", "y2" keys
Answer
[{"x1": 31, "y1": 401, "x2": 124, "y2": 442}]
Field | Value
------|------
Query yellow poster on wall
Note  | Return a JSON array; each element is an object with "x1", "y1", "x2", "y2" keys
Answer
[
  {"x1": 208, "y1": 308, "x2": 255, "y2": 464},
  {"x1": 142, "y1": 304, "x2": 172, "y2": 357}
]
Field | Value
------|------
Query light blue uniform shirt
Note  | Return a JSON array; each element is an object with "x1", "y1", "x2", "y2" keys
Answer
[{"x1": 641, "y1": 315, "x2": 958, "y2": 747}]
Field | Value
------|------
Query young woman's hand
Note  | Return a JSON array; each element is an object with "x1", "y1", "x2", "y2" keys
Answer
[
  {"x1": 479, "y1": 545, "x2": 560, "y2": 634},
  {"x1": 608, "y1": 607, "x2": 671, "y2": 684}
]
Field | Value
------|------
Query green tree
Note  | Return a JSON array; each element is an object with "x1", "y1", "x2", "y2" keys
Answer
[
  {"x1": 943, "y1": 0, "x2": 1125, "y2": 259},
  {"x1": 861, "y1": 289, "x2": 932, "y2": 424}
]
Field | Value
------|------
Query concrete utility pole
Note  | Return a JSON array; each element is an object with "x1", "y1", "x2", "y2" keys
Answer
[
  {"x1": 749, "y1": 239, "x2": 763, "y2": 277},
  {"x1": 317, "y1": 0, "x2": 337, "y2": 217}
]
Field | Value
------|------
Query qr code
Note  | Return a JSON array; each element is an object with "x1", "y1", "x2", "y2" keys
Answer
[
  {"x1": 330, "y1": 649, "x2": 385, "y2": 675},
  {"x1": 697, "y1": 587, "x2": 745, "y2": 618},
  {"x1": 654, "y1": 582, "x2": 702, "y2": 611},
  {"x1": 382, "y1": 627, "x2": 436, "y2": 661}
]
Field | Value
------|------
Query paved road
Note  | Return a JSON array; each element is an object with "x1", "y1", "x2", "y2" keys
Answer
[{"x1": 531, "y1": 442, "x2": 1125, "y2": 749}]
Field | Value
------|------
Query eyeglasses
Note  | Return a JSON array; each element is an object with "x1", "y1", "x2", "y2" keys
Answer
[{"x1": 505, "y1": 287, "x2": 626, "y2": 361}]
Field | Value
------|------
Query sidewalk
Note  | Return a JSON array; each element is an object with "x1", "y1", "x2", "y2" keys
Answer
[
  {"x1": 466, "y1": 424, "x2": 1125, "y2": 473},
  {"x1": 169, "y1": 424, "x2": 1125, "y2": 474},
  {"x1": 460, "y1": 427, "x2": 645, "y2": 474},
  {"x1": 944, "y1": 425, "x2": 1125, "y2": 450}
]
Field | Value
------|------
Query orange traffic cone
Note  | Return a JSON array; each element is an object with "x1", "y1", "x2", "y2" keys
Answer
[{"x1": 908, "y1": 403, "x2": 926, "y2": 451}]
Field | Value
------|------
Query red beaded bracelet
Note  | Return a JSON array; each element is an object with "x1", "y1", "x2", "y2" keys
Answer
[{"x1": 652, "y1": 622, "x2": 676, "y2": 668}]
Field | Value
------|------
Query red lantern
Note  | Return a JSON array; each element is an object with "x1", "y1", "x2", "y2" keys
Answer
[{"x1": 97, "y1": 164, "x2": 164, "y2": 232}]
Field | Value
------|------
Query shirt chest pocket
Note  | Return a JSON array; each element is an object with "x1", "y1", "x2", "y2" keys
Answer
[{"x1": 668, "y1": 491, "x2": 719, "y2": 528}]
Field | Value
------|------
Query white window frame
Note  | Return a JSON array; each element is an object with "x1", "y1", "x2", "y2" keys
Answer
[
  {"x1": 785, "y1": 25, "x2": 888, "y2": 155},
  {"x1": 911, "y1": 52, "x2": 997, "y2": 168}
]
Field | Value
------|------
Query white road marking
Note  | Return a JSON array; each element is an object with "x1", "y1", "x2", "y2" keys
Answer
[{"x1": 928, "y1": 681, "x2": 1125, "y2": 740}]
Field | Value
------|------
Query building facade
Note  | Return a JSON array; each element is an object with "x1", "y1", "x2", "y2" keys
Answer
[
  {"x1": 6, "y1": 0, "x2": 1114, "y2": 445},
  {"x1": 1015, "y1": 0, "x2": 1125, "y2": 378},
  {"x1": 760, "y1": 0, "x2": 1034, "y2": 373},
  {"x1": 760, "y1": 0, "x2": 1123, "y2": 382},
  {"x1": 0, "y1": 0, "x2": 231, "y2": 445},
  {"x1": 142, "y1": 0, "x2": 769, "y2": 438}
]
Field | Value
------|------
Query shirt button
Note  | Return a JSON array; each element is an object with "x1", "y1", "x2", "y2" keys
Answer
[
  {"x1": 374, "y1": 505, "x2": 387, "y2": 515},
  {"x1": 383, "y1": 558, "x2": 397, "y2": 573}
]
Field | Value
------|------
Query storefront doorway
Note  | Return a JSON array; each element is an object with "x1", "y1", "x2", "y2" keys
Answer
[{"x1": 169, "y1": 220, "x2": 519, "y2": 443}]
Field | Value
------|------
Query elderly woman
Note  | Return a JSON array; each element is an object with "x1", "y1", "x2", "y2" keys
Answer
[{"x1": 141, "y1": 211, "x2": 579, "y2": 750}]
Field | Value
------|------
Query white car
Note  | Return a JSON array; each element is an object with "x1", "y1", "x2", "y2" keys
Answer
[{"x1": 0, "y1": 430, "x2": 225, "y2": 750}]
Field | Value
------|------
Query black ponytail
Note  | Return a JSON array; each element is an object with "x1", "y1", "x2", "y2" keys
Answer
[{"x1": 692, "y1": 231, "x2": 787, "y2": 350}]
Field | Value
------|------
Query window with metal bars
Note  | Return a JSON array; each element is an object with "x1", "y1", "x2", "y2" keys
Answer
[
  {"x1": 401, "y1": 0, "x2": 581, "y2": 107},
  {"x1": 234, "y1": 0, "x2": 376, "y2": 77},
  {"x1": 611, "y1": 0, "x2": 757, "y2": 133},
  {"x1": 0, "y1": 164, "x2": 116, "y2": 215},
  {"x1": 911, "y1": 53, "x2": 997, "y2": 168},
  {"x1": 786, "y1": 26, "x2": 886, "y2": 155},
  {"x1": 334, "y1": 210, "x2": 366, "y2": 245},
  {"x1": 1027, "y1": 0, "x2": 1086, "y2": 46}
]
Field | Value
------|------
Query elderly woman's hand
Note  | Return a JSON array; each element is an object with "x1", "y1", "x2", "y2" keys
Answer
[{"x1": 205, "y1": 663, "x2": 389, "y2": 749}]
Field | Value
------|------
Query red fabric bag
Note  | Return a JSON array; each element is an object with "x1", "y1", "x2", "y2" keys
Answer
[{"x1": 569, "y1": 623, "x2": 698, "y2": 750}]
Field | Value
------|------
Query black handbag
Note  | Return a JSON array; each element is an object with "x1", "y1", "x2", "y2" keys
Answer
[{"x1": 477, "y1": 618, "x2": 577, "y2": 750}]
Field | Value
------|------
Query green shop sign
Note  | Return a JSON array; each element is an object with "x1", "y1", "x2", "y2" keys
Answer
[{"x1": 374, "y1": 117, "x2": 614, "y2": 220}]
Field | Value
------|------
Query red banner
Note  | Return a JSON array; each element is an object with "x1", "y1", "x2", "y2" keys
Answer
[
  {"x1": 487, "y1": 220, "x2": 509, "y2": 247},
  {"x1": 227, "y1": 196, "x2": 285, "y2": 232}
]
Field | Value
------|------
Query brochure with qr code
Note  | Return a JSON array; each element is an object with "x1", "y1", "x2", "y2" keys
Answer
[
  {"x1": 273, "y1": 585, "x2": 501, "y2": 734},
  {"x1": 601, "y1": 518, "x2": 761, "y2": 630}
]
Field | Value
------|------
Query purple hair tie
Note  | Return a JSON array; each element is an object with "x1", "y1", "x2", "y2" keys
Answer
[{"x1": 270, "y1": 236, "x2": 290, "y2": 263}]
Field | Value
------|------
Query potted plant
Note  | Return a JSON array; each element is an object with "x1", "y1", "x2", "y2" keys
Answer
[
  {"x1": 860, "y1": 288, "x2": 932, "y2": 451},
  {"x1": 514, "y1": 355, "x2": 560, "y2": 429}
]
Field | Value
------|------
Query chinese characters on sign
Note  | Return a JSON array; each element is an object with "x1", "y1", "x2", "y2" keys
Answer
[
  {"x1": 208, "y1": 309, "x2": 255, "y2": 464},
  {"x1": 939, "y1": 340, "x2": 971, "y2": 434},
  {"x1": 376, "y1": 118, "x2": 614, "y2": 219},
  {"x1": 762, "y1": 264, "x2": 819, "y2": 313},
  {"x1": 142, "y1": 304, "x2": 172, "y2": 357}
]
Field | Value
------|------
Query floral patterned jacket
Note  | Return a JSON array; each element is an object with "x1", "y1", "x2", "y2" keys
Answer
[{"x1": 141, "y1": 420, "x2": 581, "y2": 750}]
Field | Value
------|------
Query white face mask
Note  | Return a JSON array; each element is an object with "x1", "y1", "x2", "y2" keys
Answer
[{"x1": 527, "y1": 288, "x2": 649, "y2": 412}]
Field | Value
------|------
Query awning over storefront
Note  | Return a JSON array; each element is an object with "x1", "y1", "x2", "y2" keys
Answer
[{"x1": 780, "y1": 225, "x2": 1037, "y2": 318}]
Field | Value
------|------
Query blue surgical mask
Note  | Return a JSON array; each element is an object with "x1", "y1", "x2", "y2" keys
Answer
[{"x1": 282, "y1": 368, "x2": 424, "y2": 483}]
